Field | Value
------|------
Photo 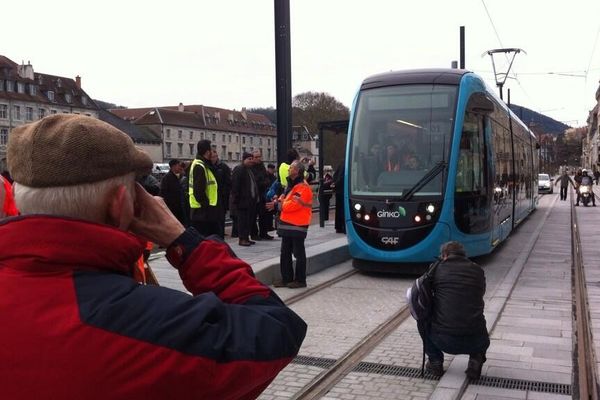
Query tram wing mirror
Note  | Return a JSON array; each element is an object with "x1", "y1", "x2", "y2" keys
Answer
[{"x1": 466, "y1": 93, "x2": 494, "y2": 115}]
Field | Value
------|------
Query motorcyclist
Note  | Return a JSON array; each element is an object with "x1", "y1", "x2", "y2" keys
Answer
[{"x1": 576, "y1": 169, "x2": 595, "y2": 206}]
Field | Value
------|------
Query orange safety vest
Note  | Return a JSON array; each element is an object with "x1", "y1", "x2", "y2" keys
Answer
[
  {"x1": 1, "y1": 176, "x2": 19, "y2": 217},
  {"x1": 279, "y1": 181, "x2": 313, "y2": 227}
]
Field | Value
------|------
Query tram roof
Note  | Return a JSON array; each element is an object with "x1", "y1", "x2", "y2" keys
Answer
[{"x1": 361, "y1": 69, "x2": 469, "y2": 90}]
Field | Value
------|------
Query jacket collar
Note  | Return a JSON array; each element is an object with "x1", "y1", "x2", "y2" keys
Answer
[{"x1": 0, "y1": 215, "x2": 146, "y2": 276}]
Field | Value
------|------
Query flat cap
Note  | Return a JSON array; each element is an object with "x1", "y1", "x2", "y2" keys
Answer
[{"x1": 8, "y1": 114, "x2": 153, "y2": 187}]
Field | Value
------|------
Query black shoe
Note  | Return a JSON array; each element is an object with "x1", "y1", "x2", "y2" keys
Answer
[
  {"x1": 272, "y1": 280, "x2": 289, "y2": 288},
  {"x1": 575, "y1": 203, "x2": 579, "y2": 206},
  {"x1": 238, "y1": 240, "x2": 251, "y2": 247},
  {"x1": 287, "y1": 281, "x2": 307, "y2": 289},
  {"x1": 251, "y1": 236, "x2": 262, "y2": 241},
  {"x1": 425, "y1": 360, "x2": 444, "y2": 377},
  {"x1": 465, "y1": 354, "x2": 486, "y2": 380},
  {"x1": 260, "y1": 234, "x2": 274, "y2": 240},
  {"x1": 248, "y1": 240, "x2": 256, "y2": 245}
]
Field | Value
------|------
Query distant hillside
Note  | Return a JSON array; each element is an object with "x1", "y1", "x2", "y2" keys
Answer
[{"x1": 509, "y1": 104, "x2": 570, "y2": 135}]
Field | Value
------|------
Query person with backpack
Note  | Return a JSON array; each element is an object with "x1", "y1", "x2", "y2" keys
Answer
[{"x1": 412, "y1": 241, "x2": 489, "y2": 379}]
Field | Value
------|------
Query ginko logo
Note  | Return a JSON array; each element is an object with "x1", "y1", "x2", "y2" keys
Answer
[
  {"x1": 377, "y1": 210, "x2": 401, "y2": 218},
  {"x1": 381, "y1": 237, "x2": 399, "y2": 245}
]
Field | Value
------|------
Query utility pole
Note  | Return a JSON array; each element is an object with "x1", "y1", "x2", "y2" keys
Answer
[
  {"x1": 274, "y1": 0, "x2": 292, "y2": 167},
  {"x1": 460, "y1": 26, "x2": 465, "y2": 69}
]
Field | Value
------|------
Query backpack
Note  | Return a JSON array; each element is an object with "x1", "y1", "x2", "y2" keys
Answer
[
  {"x1": 406, "y1": 260, "x2": 440, "y2": 321},
  {"x1": 406, "y1": 259, "x2": 441, "y2": 377}
]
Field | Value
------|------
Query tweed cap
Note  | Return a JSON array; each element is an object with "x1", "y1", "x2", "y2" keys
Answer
[{"x1": 7, "y1": 114, "x2": 153, "y2": 188}]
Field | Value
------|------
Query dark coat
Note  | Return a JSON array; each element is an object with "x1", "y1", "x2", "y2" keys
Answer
[
  {"x1": 213, "y1": 161, "x2": 232, "y2": 212},
  {"x1": 231, "y1": 164, "x2": 259, "y2": 212},
  {"x1": 250, "y1": 162, "x2": 271, "y2": 200},
  {"x1": 160, "y1": 171, "x2": 186, "y2": 224},
  {"x1": 431, "y1": 255, "x2": 487, "y2": 336}
]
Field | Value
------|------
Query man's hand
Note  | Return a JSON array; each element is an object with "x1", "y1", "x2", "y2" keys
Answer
[
  {"x1": 130, "y1": 183, "x2": 185, "y2": 247},
  {"x1": 266, "y1": 201, "x2": 276, "y2": 211}
]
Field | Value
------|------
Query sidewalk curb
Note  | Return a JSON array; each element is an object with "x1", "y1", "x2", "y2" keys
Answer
[{"x1": 252, "y1": 237, "x2": 350, "y2": 284}]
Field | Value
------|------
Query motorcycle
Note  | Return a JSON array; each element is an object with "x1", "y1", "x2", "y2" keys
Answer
[{"x1": 579, "y1": 184, "x2": 592, "y2": 206}]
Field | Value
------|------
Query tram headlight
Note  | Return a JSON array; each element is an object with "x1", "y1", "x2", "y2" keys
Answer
[
  {"x1": 356, "y1": 213, "x2": 362, "y2": 219},
  {"x1": 414, "y1": 215, "x2": 422, "y2": 223},
  {"x1": 364, "y1": 214, "x2": 371, "y2": 221},
  {"x1": 426, "y1": 204, "x2": 435, "y2": 213},
  {"x1": 354, "y1": 203, "x2": 362, "y2": 211}
]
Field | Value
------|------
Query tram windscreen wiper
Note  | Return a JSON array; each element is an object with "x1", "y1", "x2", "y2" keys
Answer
[{"x1": 399, "y1": 161, "x2": 446, "y2": 201}]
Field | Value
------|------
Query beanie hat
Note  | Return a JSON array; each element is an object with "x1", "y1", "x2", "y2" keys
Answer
[
  {"x1": 7, "y1": 114, "x2": 153, "y2": 188},
  {"x1": 242, "y1": 152, "x2": 253, "y2": 161}
]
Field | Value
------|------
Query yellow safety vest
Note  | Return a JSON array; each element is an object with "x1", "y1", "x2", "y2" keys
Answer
[
  {"x1": 188, "y1": 159, "x2": 218, "y2": 208},
  {"x1": 279, "y1": 162, "x2": 290, "y2": 188}
]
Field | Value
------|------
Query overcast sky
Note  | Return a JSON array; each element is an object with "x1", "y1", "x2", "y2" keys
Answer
[{"x1": 4, "y1": 0, "x2": 600, "y2": 127}]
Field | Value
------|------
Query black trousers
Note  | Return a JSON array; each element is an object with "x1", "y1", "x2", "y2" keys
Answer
[
  {"x1": 280, "y1": 236, "x2": 306, "y2": 284},
  {"x1": 560, "y1": 186, "x2": 567, "y2": 200},
  {"x1": 191, "y1": 220, "x2": 220, "y2": 238},
  {"x1": 252, "y1": 201, "x2": 270, "y2": 237},
  {"x1": 417, "y1": 320, "x2": 489, "y2": 362},
  {"x1": 238, "y1": 206, "x2": 257, "y2": 241}
]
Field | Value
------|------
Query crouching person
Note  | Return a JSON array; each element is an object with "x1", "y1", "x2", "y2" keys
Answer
[
  {"x1": 418, "y1": 241, "x2": 489, "y2": 379},
  {"x1": 0, "y1": 114, "x2": 307, "y2": 400}
]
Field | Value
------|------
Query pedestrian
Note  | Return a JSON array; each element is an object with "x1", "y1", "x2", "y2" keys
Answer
[
  {"x1": 179, "y1": 161, "x2": 191, "y2": 226},
  {"x1": 279, "y1": 148, "x2": 300, "y2": 188},
  {"x1": 319, "y1": 168, "x2": 334, "y2": 221},
  {"x1": 333, "y1": 163, "x2": 346, "y2": 233},
  {"x1": 0, "y1": 114, "x2": 306, "y2": 399},
  {"x1": 231, "y1": 152, "x2": 260, "y2": 246},
  {"x1": 417, "y1": 241, "x2": 489, "y2": 379},
  {"x1": 574, "y1": 168, "x2": 583, "y2": 206},
  {"x1": 189, "y1": 140, "x2": 221, "y2": 236},
  {"x1": 210, "y1": 150, "x2": 232, "y2": 238},
  {"x1": 554, "y1": 170, "x2": 572, "y2": 201},
  {"x1": 268, "y1": 161, "x2": 313, "y2": 288},
  {"x1": 594, "y1": 169, "x2": 600, "y2": 185},
  {"x1": 159, "y1": 159, "x2": 186, "y2": 224},
  {"x1": 251, "y1": 149, "x2": 274, "y2": 240},
  {"x1": 306, "y1": 158, "x2": 317, "y2": 184},
  {"x1": 265, "y1": 163, "x2": 278, "y2": 230}
]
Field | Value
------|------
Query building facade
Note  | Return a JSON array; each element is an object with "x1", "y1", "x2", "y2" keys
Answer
[
  {"x1": 111, "y1": 104, "x2": 278, "y2": 168},
  {"x1": 0, "y1": 56, "x2": 100, "y2": 171}
]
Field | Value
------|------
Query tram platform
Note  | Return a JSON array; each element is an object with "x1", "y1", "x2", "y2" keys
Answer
[
  {"x1": 433, "y1": 187, "x2": 600, "y2": 400},
  {"x1": 147, "y1": 217, "x2": 349, "y2": 293}
]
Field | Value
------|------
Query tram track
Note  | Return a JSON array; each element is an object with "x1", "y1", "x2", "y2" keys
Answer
[
  {"x1": 570, "y1": 190, "x2": 599, "y2": 400},
  {"x1": 291, "y1": 305, "x2": 412, "y2": 399}
]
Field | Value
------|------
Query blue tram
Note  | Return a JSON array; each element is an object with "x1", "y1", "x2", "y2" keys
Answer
[{"x1": 345, "y1": 69, "x2": 538, "y2": 271}]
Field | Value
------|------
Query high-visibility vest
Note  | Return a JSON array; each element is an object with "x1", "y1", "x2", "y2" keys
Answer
[
  {"x1": 1, "y1": 176, "x2": 18, "y2": 217},
  {"x1": 280, "y1": 181, "x2": 313, "y2": 227},
  {"x1": 279, "y1": 162, "x2": 290, "y2": 188},
  {"x1": 188, "y1": 159, "x2": 218, "y2": 208}
]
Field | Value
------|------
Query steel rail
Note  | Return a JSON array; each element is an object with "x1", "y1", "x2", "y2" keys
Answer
[
  {"x1": 571, "y1": 190, "x2": 599, "y2": 400},
  {"x1": 291, "y1": 305, "x2": 412, "y2": 400},
  {"x1": 285, "y1": 269, "x2": 358, "y2": 305}
]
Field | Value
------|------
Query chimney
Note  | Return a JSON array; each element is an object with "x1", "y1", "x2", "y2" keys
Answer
[
  {"x1": 178, "y1": 102, "x2": 184, "y2": 112},
  {"x1": 75, "y1": 75, "x2": 81, "y2": 88}
]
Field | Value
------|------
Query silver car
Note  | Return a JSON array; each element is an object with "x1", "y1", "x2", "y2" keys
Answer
[{"x1": 538, "y1": 173, "x2": 553, "y2": 194}]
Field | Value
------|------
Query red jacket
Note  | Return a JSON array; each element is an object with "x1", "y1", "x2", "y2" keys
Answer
[
  {"x1": 0, "y1": 216, "x2": 306, "y2": 399},
  {"x1": 1, "y1": 176, "x2": 18, "y2": 217}
]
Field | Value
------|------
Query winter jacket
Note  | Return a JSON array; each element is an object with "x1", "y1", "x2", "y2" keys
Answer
[
  {"x1": 277, "y1": 177, "x2": 313, "y2": 238},
  {"x1": 0, "y1": 216, "x2": 307, "y2": 400},
  {"x1": 430, "y1": 254, "x2": 488, "y2": 336},
  {"x1": 159, "y1": 170, "x2": 186, "y2": 223},
  {"x1": 231, "y1": 164, "x2": 259, "y2": 212}
]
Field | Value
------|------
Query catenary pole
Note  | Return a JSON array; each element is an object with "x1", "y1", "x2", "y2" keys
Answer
[{"x1": 274, "y1": 0, "x2": 292, "y2": 167}]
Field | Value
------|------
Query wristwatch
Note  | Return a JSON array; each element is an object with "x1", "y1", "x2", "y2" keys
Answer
[{"x1": 165, "y1": 227, "x2": 203, "y2": 268}]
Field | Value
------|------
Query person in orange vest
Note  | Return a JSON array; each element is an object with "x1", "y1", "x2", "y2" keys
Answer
[
  {"x1": 0, "y1": 174, "x2": 19, "y2": 218},
  {"x1": 268, "y1": 160, "x2": 313, "y2": 288}
]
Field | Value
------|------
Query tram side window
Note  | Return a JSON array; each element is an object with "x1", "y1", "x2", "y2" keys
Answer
[
  {"x1": 456, "y1": 113, "x2": 485, "y2": 194},
  {"x1": 455, "y1": 112, "x2": 490, "y2": 234}
]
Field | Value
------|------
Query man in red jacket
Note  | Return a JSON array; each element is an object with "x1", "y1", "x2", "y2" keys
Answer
[{"x1": 0, "y1": 114, "x2": 306, "y2": 400}]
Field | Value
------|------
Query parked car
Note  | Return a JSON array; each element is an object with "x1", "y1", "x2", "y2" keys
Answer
[
  {"x1": 538, "y1": 173, "x2": 553, "y2": 194},
  {"x1": 152, "y1": 163, "x2": 170, "y2": 180}
]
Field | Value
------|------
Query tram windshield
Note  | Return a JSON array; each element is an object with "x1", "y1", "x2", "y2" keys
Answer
[{"x1": 349, "y1": 84, "x2": 457, "y2": 198}]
